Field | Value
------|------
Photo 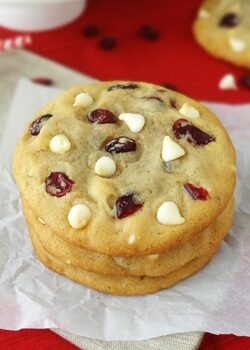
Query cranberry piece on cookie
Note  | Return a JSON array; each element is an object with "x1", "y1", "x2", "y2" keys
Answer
[
  {"x1": 172, "y1": 119, "x2": 215, "y2": 146},
  {"x1": 184, "y1": 183, "x2": 209, "y2": 200},
  {"x1": 88, "y1": 109, "x2": 117, "y2": 124},
  {"x1": 219, "y1": 13, "x2": 239, "y2": 28},
  {"x1": 45, "y1": 172, "x2": 74, "y2": 197},
  {"x1": 114, "y1": 193, "x2": 143, "y2": 219},
  {"x1": 29, "y1": 114, "x2": 53, "y2": 136},
  {"x1": 104, "y1": 137, "x2": 136, "y2": 153}
]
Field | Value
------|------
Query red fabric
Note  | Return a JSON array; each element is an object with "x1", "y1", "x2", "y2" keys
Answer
[
  {"x1": 0, "y1": 0, "x2": 250, "y2": 102},
  {"x1": 0, "y1": 329, "x2": 79, "y2": 350},
  {"x1": 199, "y1": 333, "x2": 250, "y2": 350},
  {"x1": 0, "y1": 0, "x2": 249, "y2": 349}
]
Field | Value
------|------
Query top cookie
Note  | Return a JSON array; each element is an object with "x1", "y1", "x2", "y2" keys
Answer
[
  {"x1": 193, "y1": 0, "x2": 250, "y2": 68},
  {"x1": 13, "y1": 81, "x2": 236, "y2": 257}
]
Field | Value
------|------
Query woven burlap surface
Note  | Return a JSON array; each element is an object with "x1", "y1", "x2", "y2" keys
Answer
[
  {"x1": 53, "y1": 329, "x2": 202, "y2": 350},
  {"x1": 0, "y1": 49, "x2": 203, "y2": 350}
]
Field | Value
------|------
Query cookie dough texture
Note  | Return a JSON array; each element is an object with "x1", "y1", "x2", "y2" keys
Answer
[
  {"x1": 13, "y1": 80, "x2": 236, "y2": 295},
  {"x1": 193, "y1": 0, "x2": 250, "y2": 68}
]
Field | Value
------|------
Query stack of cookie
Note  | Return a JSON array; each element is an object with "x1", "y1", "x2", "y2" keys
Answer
[{"x1": 13, "y1": 81, "x2": 236, "y2": 296}]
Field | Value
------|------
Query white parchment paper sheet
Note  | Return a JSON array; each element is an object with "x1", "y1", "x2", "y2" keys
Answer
[{"x1": 0, "y1": 79, "x2": 250, "y2": 340}]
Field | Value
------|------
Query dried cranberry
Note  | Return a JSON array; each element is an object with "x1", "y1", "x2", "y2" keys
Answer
[
  {"x1": 108, "y1": 83, "x2": 138, "y2": 92},
  {"x1": 45, "y1": 172, "x2": 74, "y2": 197},
  {"x1": 114, "y1": 193, "x2": 143, "y2": 219},
  {"x1": 32, "y1": 77, "x2": 54, "y2": 86},
  {"x1": 143, "y1": 96, "x2": 163, "y2": 102},
  {"x1": 240, "y1": 73, "x2": 250, "y2": 89},
  {"x1": 170, "y1": 98, "x2": 177, "y2": 108},
  {"x1": 29, "y1": 114, "x2": 53, "y2": 136},
  {"x1": 138, "y1": 25, "x2": 160, "y2": 41},
  {"x1": 88, "y1": 109, "x2": 117, "y2": 124},
  {"x1": 172, "y1": 119, "x2": 215, "y2": 146},
  {"x1": 184, "y1": 183, "x2": 209, "y2": 200},
  {"x1": 99, "y1": 37, "x2": 117, "y2": 50},
  {"x1": 83, "y1": 25, "x2": 100, "y2": 37},
  {"x1": 219, "y1": 13, "x2": 239, "y2": 27},
  {"x1": 161, "y1": 82, "x2": 178, "y2": 91},
  {"x1": 172, "y1": 118, "x2": 190, "y2": 137},
  {"x1": 104, "y1": 137, "x2": 136, "y2": 153}
]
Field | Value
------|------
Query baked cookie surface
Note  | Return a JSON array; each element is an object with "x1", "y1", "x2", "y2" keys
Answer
[
  {"x1": 22, "y1": 198, "x2": 234, "y2": 277},
  {"x1": 29, "y1": 220, "x2": 230, "y2": 296},
  {"x1": 13, "y1": 81, "x2": 236, "y2": 256},
  {"x1": 193, "y1": 0, "x2": 250, "y2": 68}
]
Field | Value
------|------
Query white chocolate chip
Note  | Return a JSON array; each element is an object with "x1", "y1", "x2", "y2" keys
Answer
[
  {"x1": 162, "y1": 136, "x2": 185, "y2": 162},
  {"x1": 219, "y1": 74, "x2": 237, "y2": 90},
  {"x1": 229, "y1": 37, "x2": 246, "y2": 52},
  {"x1": 119, "y1": 113, "x2": 145, "y2": 133},
  {"x1": 147, "y1": 254, "x2": 159, "y2": 260},
  {"x1": 157, "y1": 201, "x2": 185, "y2": 225},
  {"x1": 73, "y1": 92, "x2": 93, "y2": 108},
  {"x1": 68, "y1": 204, "x2": 91, "y2": 229},
  {"x1": 179, "y1": 103, "x2": 200, "y2": 119},
  {"x1": 49, "y1": 134, "x2": 71, "y2": 154},
  {"x1": 38, "y1": 217, "x2": 45, "y2": 225},
  {"x1": 198, "y1": 8, "x2": 210, "y2": 19},
  {"x1": 95, "y1": 156, "x2": 116, "y2": 177},
  {"x1": 128, "y1": 234, "x2": 136, "y2": 244},
  {"x1": 113, "y1": 257, "x2": 129, "y2": 268}
]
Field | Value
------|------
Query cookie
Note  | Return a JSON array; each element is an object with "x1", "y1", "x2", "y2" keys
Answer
[
  {"x1": 29, "y1": 220, "x2": 229, "y2": 296},
  {"x1": 22, "y1": 198, "x2": 234, "y2": 277},
  {"x1": 14, "y1": 80, "x2": 236, "y2": 294},
  {"x1": 193, "y1": 0, "x2": 250, "y2": 68},
  {"x1": 13, "y1": 81, "x2": 236, "y2": 258}
]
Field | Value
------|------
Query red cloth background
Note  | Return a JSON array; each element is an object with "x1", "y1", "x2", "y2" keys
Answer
[{"x1": 0, "y1": 0, "x2": 249, "y2": 349}]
